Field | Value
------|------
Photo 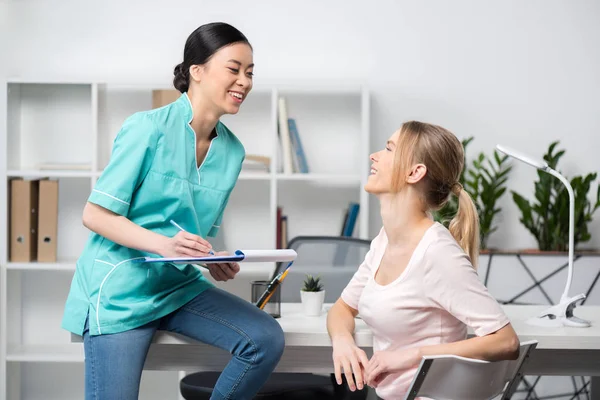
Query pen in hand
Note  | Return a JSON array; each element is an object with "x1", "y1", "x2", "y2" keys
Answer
[{"x1": 170, "y1": 220, "x2": 215, "y2": 255}]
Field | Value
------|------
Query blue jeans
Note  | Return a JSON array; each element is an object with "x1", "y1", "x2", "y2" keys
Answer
[{"x1": 83, "y1": 287, "x2": 285, "y2": 400}]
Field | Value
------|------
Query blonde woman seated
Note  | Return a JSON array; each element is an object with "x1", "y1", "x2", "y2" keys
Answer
[{"x1": 326, "y1": 121, "x2": 519, "y2": 399}]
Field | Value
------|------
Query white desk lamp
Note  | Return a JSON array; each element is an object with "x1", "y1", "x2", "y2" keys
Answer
[{"x1": 496, "y1": 145, "x2": 591, "y2": 328}]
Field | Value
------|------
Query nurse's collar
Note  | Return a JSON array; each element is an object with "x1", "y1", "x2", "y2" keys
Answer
[
  {"x1": 180, "y1": 92, "x2": 194, "y2": 124},
  {"x1": 178, "y1": 91, "x2": 220, "y2": 138}
]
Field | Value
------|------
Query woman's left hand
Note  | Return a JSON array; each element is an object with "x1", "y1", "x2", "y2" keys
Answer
[
  {"x1": 365, "y1": 347, "x2": 421, "y2": 388},
  {"x1": 206, "y1": 251, "x2": 240, "y2": 282}
]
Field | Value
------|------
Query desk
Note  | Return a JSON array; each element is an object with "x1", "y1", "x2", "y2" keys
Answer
[
  {"x1": 141, "y1": 304, "x2": 600, "y2": 373},
  {"x1": 74, "y1": 304, "x2": 600, "y2": 397}
]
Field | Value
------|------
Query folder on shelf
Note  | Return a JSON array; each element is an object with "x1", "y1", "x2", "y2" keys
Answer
[
  {"x1": 152, "y1": 89, "x2": 181, "y2": 109},
  {"x1": 135, "y1": 249, "x2": 297, "y2": 264},
  {"x1": 37, "y1": 179, "x2": 59, "y2": 262},
  {"x1": 10, "y1": 179, "x2": 39, "y2": 262}
]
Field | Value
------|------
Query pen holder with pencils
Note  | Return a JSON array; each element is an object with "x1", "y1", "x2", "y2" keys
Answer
[{"x1": 252, "y1": 280, "x2": 281, "y2": 318}]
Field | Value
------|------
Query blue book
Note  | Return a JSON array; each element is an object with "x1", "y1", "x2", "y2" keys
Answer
[{"x1": 342, "y1": 203, "x2": 360, "y2": 237}]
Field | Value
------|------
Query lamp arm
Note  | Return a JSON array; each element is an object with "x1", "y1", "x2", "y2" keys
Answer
[{"x1": 545, "y1": 167, "x2": 574, "y2": 302}]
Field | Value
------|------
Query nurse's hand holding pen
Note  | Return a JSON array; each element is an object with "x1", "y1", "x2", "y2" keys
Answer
[
  {"x1": 164, "y1": 220, "x2": 239, "y2": 282},
  {"x1": 162, "y1": 229, "x2": 214, "y2": 258}
]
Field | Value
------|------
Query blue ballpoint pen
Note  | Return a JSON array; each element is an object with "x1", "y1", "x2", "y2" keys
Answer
[{"x1": 169, "y1": 220, "x2": 215, "y2": 255}]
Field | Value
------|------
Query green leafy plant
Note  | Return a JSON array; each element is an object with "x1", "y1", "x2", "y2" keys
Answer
[
  {"x1": 301, "y1": 274, "x2": 324, "y2": 292},
  {"x1": 512, "y1": 141, "x2": 600, "y2": 251},
  {"x1": 433, "y1": 137, "x2": 512, "y2": 249}
]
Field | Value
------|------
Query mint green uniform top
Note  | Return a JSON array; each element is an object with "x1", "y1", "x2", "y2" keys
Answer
[{"x1": 62, "y1": 93, "x2": 245, "y2": 336}]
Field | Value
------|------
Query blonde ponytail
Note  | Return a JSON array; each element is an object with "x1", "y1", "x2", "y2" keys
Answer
[{"x1": 448, "y1": 187, "x2": 480, "y2": 269}]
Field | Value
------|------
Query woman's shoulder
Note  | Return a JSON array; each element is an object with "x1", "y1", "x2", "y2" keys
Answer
[
  {"x1": 116, "y1": 111, "x2": 160, "y2": 142},
  {"x1": 422, "y1": 223, "x2": 472, "y2": 266}
]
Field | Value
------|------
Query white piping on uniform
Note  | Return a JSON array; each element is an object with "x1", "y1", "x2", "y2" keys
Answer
[
  {"x1": 184, "y1": 92, "x2": 217, "y2": 185},
  {"x1": 198, "y1": 140, "x2": 214, "y2": 185},
  {"x1": 94, "y1": 257, "x2": 145, "y2": 334},
  {"x1": 92, "y1": 190, "x2": 130, "y2": 205}
]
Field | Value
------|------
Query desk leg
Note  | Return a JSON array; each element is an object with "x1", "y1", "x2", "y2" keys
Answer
[
  {"x1": 178, "y1": 371, "x2": 187, "y2": 400},
  {"x1": 592, "y1": 376, "x2": 600, "y2": 400}
]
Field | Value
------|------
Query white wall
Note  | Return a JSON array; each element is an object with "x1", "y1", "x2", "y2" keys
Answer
[
  {"x1": 3, "y1": 0, "x2": 600, "y2": 250},
  {"x1": 2, "y1": 3, "x2": 599, "y2": 398}
]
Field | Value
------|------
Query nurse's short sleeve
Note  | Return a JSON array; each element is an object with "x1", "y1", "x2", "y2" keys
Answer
[
  {"x1": 424, "y1": 243, "x2": 510, "y2": 337},
  {"x1": 340, "y1": 227, "x2": 387, "y2": 310},
  {"x1": 88, "y1": 113, "x2": 158, "y2": 216}
]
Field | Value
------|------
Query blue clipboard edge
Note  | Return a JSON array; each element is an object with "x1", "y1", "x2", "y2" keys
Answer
[{"x1": 133, "y1": 250, "x2": 245, "y2": 264}]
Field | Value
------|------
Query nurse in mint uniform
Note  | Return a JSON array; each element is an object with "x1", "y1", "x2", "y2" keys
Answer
[{"x1": 61, "y1": 22, "x2": 284, "y2": 400}]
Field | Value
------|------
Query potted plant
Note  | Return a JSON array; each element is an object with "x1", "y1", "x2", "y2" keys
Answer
[
  {"x1": 511, "y1": 141, "x2": 600, "y2": 252},
  {"x1": 300, "y1": 274, "x2": 325, "y2": 316},
  {"x1": 433, "y1": 137, "x2": 512, "y2": 250}
]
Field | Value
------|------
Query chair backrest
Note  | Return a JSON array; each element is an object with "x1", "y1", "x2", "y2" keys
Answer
[
  {"x1": 272, "y1": 236, "x2": 371, "y2": 303},
  {"x1": 404, "y1": 340, "x2": 538, "y2": 400}
]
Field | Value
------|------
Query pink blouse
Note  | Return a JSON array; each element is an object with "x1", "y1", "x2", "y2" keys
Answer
[{"x1": 341, "y1": 222, "x2": 510, "y2": 399}]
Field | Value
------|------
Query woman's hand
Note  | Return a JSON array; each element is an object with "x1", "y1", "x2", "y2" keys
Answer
[
  {"x1": 332, "y1": 335, "x2": 370, "y2": 392},
  {"x1": 205, "y1": 251, "x2": 240, "y2": 282},
  {"x1": 365, "y1": 347, "x2": 421, "y2": 388},
  {"x1": 161, "y1": 231, "x2": 213, "y2": 258}
]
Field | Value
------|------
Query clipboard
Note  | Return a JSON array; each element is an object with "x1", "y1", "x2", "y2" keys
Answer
[{"x1": 134, "y1": 249, "x2": 297, "y2": 264}]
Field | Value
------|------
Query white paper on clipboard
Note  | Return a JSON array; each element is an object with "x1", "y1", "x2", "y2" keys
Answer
[{"x1": 134, "y1": 249, "x2": 297, "y2": 264}]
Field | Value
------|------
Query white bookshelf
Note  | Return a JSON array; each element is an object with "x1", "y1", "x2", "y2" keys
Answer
[{"x1": 0, "y1": 79, "x2": 370, "y2": 400}]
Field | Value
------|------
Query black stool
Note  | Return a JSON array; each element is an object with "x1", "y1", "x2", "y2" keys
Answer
[{"x1": 180, "y1": 372, "x2": 368, "y2": 400}]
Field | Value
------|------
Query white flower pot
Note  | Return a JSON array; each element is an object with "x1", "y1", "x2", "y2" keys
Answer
[{"x1": 300, "y1": 290, "x2": 325, "y2": 316}]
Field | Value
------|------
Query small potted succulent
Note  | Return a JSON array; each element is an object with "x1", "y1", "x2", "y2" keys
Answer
[{"x1": 300, "y1": 274, "x2": 325, "y2": 316}]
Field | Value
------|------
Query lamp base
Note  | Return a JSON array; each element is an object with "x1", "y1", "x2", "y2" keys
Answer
[{"x1": 526, "y1": 293, "x2": 591, "y2": 328}]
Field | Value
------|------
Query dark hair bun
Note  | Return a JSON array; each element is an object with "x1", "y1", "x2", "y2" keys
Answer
[{"x1": 173, "y1": 63, "x2": 189, "y2": 93}]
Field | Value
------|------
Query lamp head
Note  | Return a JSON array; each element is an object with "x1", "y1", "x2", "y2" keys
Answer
[{"x1": 496, "y1": 144, "x2": 548, "y2": 170}]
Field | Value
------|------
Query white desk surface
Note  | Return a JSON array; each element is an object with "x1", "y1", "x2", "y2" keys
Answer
[
  {"x1": 153, "y1": 303, "x2": 600, "y2": 350},
  {"x1": 70, "y1": 303, "x2": 600, "y2": 377}
]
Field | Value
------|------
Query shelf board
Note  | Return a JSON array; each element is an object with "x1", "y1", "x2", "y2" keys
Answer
[
  {"x1": 7, "y1": 169, "x2": 96, "y2": 178},
  {"x1": 95, "y1": 170, "x2": 270, "y2": 181},
  {"x1": 267, "y1": 83, "x2": 364, "y2": 95},
  {"x1": 7, "y1": 261, "x2": 77, "y2": 271},
  {"x1": 276, "y1": 173, "x2": 362, "y2": 185},
  {"x1": 238, "y1": 171, "x2": 271, "y2": 180},
  {"x1": 7, "y1": 343, "x2": 84, "y2": 362},
  {"x1": 6, "y1": 78, "x2": 94, "y2": 85}
]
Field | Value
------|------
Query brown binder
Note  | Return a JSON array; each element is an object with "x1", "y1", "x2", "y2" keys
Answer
[
  {"x1": 37, "y1": 179, "x2": 59, "y2": 262},
  {"x1": 10, "y1": 179, "x2": 39, "y2": 262},
  {"x1": 152, "y1": 89, "x2": 181, "y2": 109}
]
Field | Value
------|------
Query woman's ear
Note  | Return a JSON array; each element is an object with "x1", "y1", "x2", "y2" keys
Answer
[
  {"x1": 189, "y1": 65, "x2": 204, "y2": 84},
  {"x1": 406, "y1": 163, "x2": 427, "y2": 184}
]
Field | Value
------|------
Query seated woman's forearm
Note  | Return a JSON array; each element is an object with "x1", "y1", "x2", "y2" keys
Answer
[
  {"x1": 82, "y1": 202, "x2": 168, "y2": 255},
  {"x1": 417, "y1": 324, "x2": 520, "y2": 362},
  {"x1": 327, "y1": 299, "x2": 358, "y2": 340}
]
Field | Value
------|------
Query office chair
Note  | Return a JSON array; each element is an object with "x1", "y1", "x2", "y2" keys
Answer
[
  {"x1": 272, "y1": 235, "x2": 372, "y2": 303},
  {"x1": 404, "y1": 340, "x2": 538, "y2": 400},
  {"x1": 180, "y1": 235, "x2": 372, "y2": 400}
]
